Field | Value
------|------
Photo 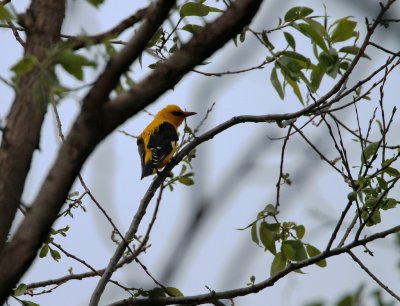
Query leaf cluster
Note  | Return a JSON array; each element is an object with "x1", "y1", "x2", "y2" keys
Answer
[
  {"x1": 39, "y1": 226, "x2": 69, "y2": 262},
  {"x1": 244, "y1": 204, "x2": 326, "y2": 276},
  {"x1": 245, "y1": 6, "x2": 366, "y2": 104}
]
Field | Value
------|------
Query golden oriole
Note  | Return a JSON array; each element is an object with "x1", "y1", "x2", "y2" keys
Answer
[{"x1": 137, "y1": 104, "x2": 196, "y2": 179}]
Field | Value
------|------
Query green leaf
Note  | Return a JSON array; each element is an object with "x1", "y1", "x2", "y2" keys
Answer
[
  {"x1": 261, "y1": 31, "x2": 275, "y2": 50},
  {"x1": 178, "y1": 176, "x2": 194, "y2": 186},
  {"x1": 166, "y1": 287, "x2": 184, "y2": 297},
  {"x1": 339, "y1": 46, "x2": 370, "y2": 59},
  {"x1": 50, "y1": 248, "x2": 61, "y2": 261},
  {"x1": 383, "y1": 167, "x2": 400, "y2": 177},
  {"x1": 39, "y1": 244, "x2": 49, "y2": 258},
  {"x1": 147, "y1": 28, "x2": 163, "y2": 48},
  {"x1": 239, "y1": 28, "x2": 247, "y2": 43},
  {"x1": 382, "y1": 198, "x2": 397, "y2": 210},
  {"x1": 330, "y1": 19, "x2": 357, "y2": 43},
  {"x1": 286, "y1": 76, "x2": 303, "y2": 104},
  {"x1": 181, "y1": 24, "x2": 203, "y2": 34},
  {"x1": 149, "y1": 287, "x2": 166, "y2": 298},
  {"x1": 0, "y1": 5, "x2": 12, "y2": 21},
  {"x1": 21, "y1": 301, "x2": 40, "y2": 306},
  {"x1": 337, "y1": 295, "x2": 353, "y2": 306},
  {"x1": 14, "y1": 283, "x2": 27, "y2": 296},
  {"x1": 282, "y1": 240, "x2": 308, "y2": 261},
  {"x1": 306, "y1": 245, "x2": 326, "y2": 267},
  {"x1": 347, "y1": 191, "x2": 357, "y2": 201},
  {"x1": 295, "y1": 225, "x2": 305, "y2": 239},
  {"x1": 11, "y1": 55, "x2": 38, "y2": 79},
  {"x1": 251, "y1": 222, "x2": 260, "y2": 246},
  {"x1": 297, "y1": 22, "x2": 328, "y2": 52},
  {"x1": 284, "y1": 6, "x2": 313, "y2": 22},
  {"x1": 277, "y1": 56, "x2": 303, "y2": 81},
  {"x1": 148, "y1": 60, "x2": 162, "y2": 70},
  {"x1": 284, "y1": 32, "x2": 296, "y2": 50},
  {"x1": 264, "y1": 204, "x2": 279, "y2": 216},
  {"x1": 270, "y1": 252, "x2": 287, "y2": 276},
  {"x1": 270, "y1": 68, "x2": 284, "y2": 100},
  {"x1": 318, "y1": 49, "x2": 339, "y2": 78},
  {"x1": 51, "y1": 225, "x2": 70, "y2": 236},
  {"x1": 179, "y1": 2, "x2": 222, "y2": 18},
  {"x1": 362, "y1": 210, "x2": 381, "y2": 226},
  {"x1": 58, "y1": 50, "x2": 95, "y2": 80},
  {"x1": 310, "y1": 63, "x2": 325, "y2": 92},
  {"x1": 361, "y1": 141, "x2": 379, "y2": 164},
  {"x1": 259, "y1": 222, "x2": 276, "y2": 254},
  {"x1": 279, "y1": 51, "x2": 311, "y2": 68},
  {"x1": 86, "y1": 0, "x2": 105, "y2": 8},
  {"x1": 365, "y1": 197, "x2": 379, "y2": 208}
]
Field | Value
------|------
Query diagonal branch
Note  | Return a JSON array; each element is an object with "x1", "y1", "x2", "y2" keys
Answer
[
  {"x1": 69, "y1": 7, "x2": 149, "y2": 50},
  {"x1": 81, "y1": 0, "x2": 175, "y2": 113},
  {"x1": 348, "y1": 250, "x2": 400, "y2": 302},
  {"x1": 0, "y1": 0, "x2": 174, "y2": 303},
  {"x1": 108, "y1": 225, "x2": 400, "y2": 306},
  {"x1": 0, "y1": 0, "x2": 265, "y2": 304}
]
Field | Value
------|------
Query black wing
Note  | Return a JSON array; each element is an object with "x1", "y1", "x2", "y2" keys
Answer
[
  {"x1": 137, "y1": 137, "x2": 152, "y2": 179},
  {"x1": 148, "y1": 122, "x2": 178, "y2": 167}
]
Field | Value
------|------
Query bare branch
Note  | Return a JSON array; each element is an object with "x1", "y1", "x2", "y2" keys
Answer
[
  {"x1": 348, "y1": 250, "x2": 400, "y2": 302},
  {"x1": 275, "y1": 125, "x2": 292, "y2": 209},
  {"x1": 108, "y1": 225, "x2": 400, "y2": 306},
  {"x1": 69, "y1": 7, "x2": 149, "y2": 50},
  {"x1": 369, "y1": 41, "x2": 400, "y2": 57},
  {"x1": 7, "y1": 21, "x2": 25, "y2": 47},
  {"x1": 193, "y1": 59, "x2": 270, "y2": 77}
]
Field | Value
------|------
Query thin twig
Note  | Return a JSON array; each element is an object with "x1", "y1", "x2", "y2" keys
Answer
[
  {"x1": 348, "y1": 250, "x2": 400, "y2": 302},
  {"x1": 291, "y1": 124, "x2": 344, "y2": 176},
  {"x1": 369, "y1": 41, "x2": 400, "y2": 57},
  {"x1": 193, "y1": 102, "x2": 216, "y2": 135},
  {"x1": 7, "y1": 21, "x2": 25, "y2": 47},
  {"x1": 67, "y1": 7, "x2": 149, "y2": 50},
  {"x1": 325, "y1": 200, "x2": 353, "y2": 251},
  {"x1": 51, "y1": 242, "x2": 135, "y2": 293},
  {"x1": 193, "y1": 59, "x2": 270, "y2": 77},
  {"x1": 275, "y1": 125, "x2": 292, "y2": 209}
]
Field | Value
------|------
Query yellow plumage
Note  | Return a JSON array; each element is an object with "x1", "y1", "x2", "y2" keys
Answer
[{"x1": 137, "y1": 105, "x2": 196, "y2": 179}]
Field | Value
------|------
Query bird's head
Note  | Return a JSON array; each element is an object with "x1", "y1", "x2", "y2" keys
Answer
[{"x1": 157, "y1": 104, "x2": 196, "y2": 128}]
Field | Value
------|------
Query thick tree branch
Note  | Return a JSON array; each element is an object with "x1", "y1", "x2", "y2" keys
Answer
[
  {"x1": 0, "y1": 0, "x2": 174, "y2": 303},
  {"x1": 81, "y1": 0, "x2": 175, "y2": 113},
  {"x1": 0, "y1": 0, "x2": 266, "y2": 303},
  {"x1": 0, "y1": 0, "x2": 65, "y2": 254},
  {"x1": 108, "y1": 225, "x2": 400, "y2": 306},
  {"x1": 1, "y1": 0, "x2": 394, "y2": 304}
]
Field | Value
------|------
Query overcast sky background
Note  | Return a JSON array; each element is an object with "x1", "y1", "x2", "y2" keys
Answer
[{"x1": 1, "y1": 1, "x2": 400, "y2": 305}]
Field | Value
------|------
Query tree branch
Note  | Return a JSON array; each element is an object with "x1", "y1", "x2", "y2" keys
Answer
[
  {"x1": 69, "y1": 7, "x2": 149, "y2": 50},
  {"x1": 0, "y1": 0, "x2": 66, "y2": 286},
  {"x1": 108, "y1": 225, "x2": 400, "y2": 306},
  {"x1": 348, "y1": 250, "x2": 400, "y2": 302},
  {"x1": 0, "y1": 0, "x2": 173, "y2": 303}
]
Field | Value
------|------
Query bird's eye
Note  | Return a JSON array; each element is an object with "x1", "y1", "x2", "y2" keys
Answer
[{"x1": 172, "y1": 111, "x2": 183, "y2": 116}]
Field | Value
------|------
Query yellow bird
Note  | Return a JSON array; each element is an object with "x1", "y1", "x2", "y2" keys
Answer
[{"x1": 137, "y1": 105, "x2": 196, "y2": 179}]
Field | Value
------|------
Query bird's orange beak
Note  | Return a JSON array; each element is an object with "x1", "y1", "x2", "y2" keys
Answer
[{"x1": 183, "y1": 111, "x2": 196, "y2": 117}]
